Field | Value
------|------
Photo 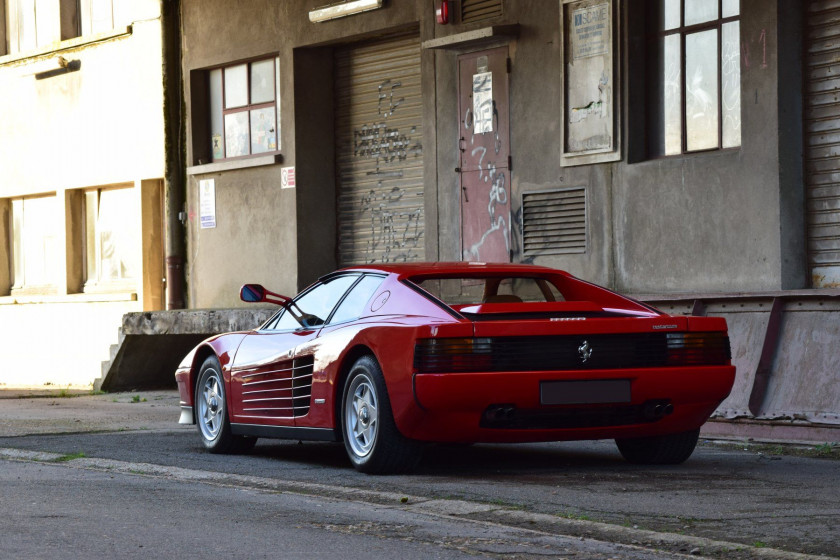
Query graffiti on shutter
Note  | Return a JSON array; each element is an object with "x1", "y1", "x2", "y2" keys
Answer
[{"x1": 335, "y1": 34, "x2": 424, "y2": 266}]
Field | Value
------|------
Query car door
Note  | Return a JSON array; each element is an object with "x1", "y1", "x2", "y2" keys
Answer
[
  {"x1": 228, "y1": 274, "x2": 360, "y2": 426},
  {"x1": 296, "y1": 274, "x2": 387, "y2": 429}
]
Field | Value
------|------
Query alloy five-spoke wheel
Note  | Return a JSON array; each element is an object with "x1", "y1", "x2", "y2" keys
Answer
[
  {"x1": 194, "y1": 355, "x2": 257, "y2": 454},
  {"x1": 345, "y1": 373, "x2": 379, "y2": 458},
  {"x1": 341, "y1": 355, "x2": 422, "y2": 474},
  {"x1": 197, "y1": 366, "x2": 225, "y2": 441}
]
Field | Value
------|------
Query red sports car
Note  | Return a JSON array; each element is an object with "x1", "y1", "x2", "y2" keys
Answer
[{"x1": 175, "y1": 262, "x2": 734, "y2": 474}]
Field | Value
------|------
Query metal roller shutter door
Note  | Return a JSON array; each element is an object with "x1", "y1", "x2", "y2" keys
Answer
[
  {"x1": 806, "y1": 1, "x2": 840, "y2": 287},
  {"x1": 334, "y1": 34, "x2": 424, "y2": 266}
]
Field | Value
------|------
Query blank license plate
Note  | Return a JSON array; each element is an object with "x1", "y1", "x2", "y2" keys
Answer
[{"x1": 540, "y1": 380, "x2": 631, "y2": 405}]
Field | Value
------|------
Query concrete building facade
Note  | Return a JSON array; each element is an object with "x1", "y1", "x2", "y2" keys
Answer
[
  {"x1": 0, "y1": 0, "x2": 169, "y2": 387},
  {"x1": 172, "y1": 0, "x2": 839, "y2": 439}
]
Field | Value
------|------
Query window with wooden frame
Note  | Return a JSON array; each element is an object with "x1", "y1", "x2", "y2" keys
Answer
[
  {"x1": 83, "y1": 186, "x2": 138, "y2": 292},
  {"x1": 6, "y1": 0, "x2": 61, "y2": 53},
  {"x1": 648, "y1": 0, "x2": 741, "y2": 156},
  {"x1": 208, "y1": 57, "x2": 280, "y2": 161},
  {"x1": 9, "y1": 194, "x2": 59, "y2": 294}
]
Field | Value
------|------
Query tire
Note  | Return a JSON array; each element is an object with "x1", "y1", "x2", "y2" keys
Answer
[
  {"x1": 341, "y1": 355, "x2": 422, "y2": 474},
  {"x1": 195, "y1": 356, "x2": 257, "y2": 454},
  {"x1": 615, "y1": 428, "x2": 700, "y2": 465}
]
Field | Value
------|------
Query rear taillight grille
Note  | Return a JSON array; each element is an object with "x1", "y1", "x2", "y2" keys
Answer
[{"x1": 413, "y1": 332, "x2": 730, "y2": 373}]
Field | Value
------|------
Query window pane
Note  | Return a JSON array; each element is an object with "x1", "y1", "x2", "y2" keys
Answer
[
  {"x1": 18, "y1": 0, "x2": 38, "y2": 51},
  {"x1": 663, "y1": 34, "x2": 682, "y2": 155},
  {"x1": 97, "y1": 188, "x2": 138, "y2": 282},
  {"x1": 685, "y1": 29, "x2": 719, "y2": 151},
  {"x1": 21, "y1": 196, "x2": 58, "y2": 287},
  {"x1": 250, "y1": 107, "x2": 277, "y2": 154},
  {"x1": 90, "y1": 0, "x2": 115, "y2": 34},
  {"x1": 84, "y1": 190, "x2": 98, "y2": 282},
  {"x1": 329, "y1": 276, "x2": 384, "y2": 324},
  {"x1": 269, "y1": 309, "x2": 303, "y2": 331},
  {"x1": 250, "y1": 59, "x2": 275, "y2": 104},
  {"x1": 663, "y1": 0, "x2": 680, "y2": 31},
  {"x1": 224, "y1": 64, "x2": 248, "y2": 109},
  {"x1": 35, "y1": 0, "x2": 61, "y2": 45},
  {"x1": 294, "y1": 275, "x2": 359, "y2": 327},
  {"x1": 684, "y1": 0, "x2": 718, "y2": 26},
  {"x1": 11, "y1": 199, "x2": 24, "y2": 288},
  {"x1": 209, "y1": 69, "x2": 224, "y2": 160},
  {"x1": 722, "y1": 21, "x2": 741, "y2": 148},
  {"x1": 722, "y1": 0, "x2": 739, "y2": 18},
  {"x1": 224, "y1": 111, "x2": 250, "y2": 157}
]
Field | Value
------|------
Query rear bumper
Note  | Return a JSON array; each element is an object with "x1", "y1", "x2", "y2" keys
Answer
[{"x1": 407, "y1": 365, "x2": 735, "y2": 442}]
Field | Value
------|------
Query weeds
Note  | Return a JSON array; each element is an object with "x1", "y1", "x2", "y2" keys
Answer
[{"x1": 51, "y1": 452, "x2": 87, "y2": 462}]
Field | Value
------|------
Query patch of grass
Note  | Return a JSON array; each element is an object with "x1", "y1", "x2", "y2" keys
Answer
[
  {"x1": 753, "y1": 541, "x2": 767, "y2": 548},
  {"x1": 130, "y1": 395, "x2": 147, "y2": 403},
  {"x1": 51, "y1": 452, "x2": 87, "y2": 462}
]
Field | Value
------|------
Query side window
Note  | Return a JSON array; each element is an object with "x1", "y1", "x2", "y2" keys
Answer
[
  {"x1": 265, "y1": 308, "x2": 300, "y2": 331},
  {"x1": 293, "y1": 275, "x2": 359, "y2": 327},
  {"x1": 263, "y1": 275, "x2": 359, "y2": 331},
  {"x1": 328, "y1": 275, "x2": 385, "y2": 324}
]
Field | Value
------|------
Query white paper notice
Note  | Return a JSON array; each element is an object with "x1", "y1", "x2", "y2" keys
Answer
[{"x1": 199, "y1": 179, "x2": 216, "y2": 229}]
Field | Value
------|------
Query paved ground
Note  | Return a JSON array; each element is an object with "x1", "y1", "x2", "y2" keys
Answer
[{"x1": 0, "y1": 390, "x2": 837, "y2": 559}]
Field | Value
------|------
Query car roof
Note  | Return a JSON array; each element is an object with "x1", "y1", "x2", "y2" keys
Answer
[{"x1": 334, "y1": 262, "x2": 567, "y2": 277}]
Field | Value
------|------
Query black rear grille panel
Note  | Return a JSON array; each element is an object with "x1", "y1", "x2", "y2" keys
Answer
[{"x1": 414, "y1": 332, "x2": 730, "y2": 373}]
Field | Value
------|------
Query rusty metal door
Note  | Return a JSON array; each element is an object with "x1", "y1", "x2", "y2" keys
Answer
[
  {"x1": 805, "y1": 1, "x2": 840, "y2": 287},
  {"x1": 458, "y1": 47, "x2": 511, "y2": 262},
  {"x1": 334, "y1": 34, "x2": 424, "y2": 266}
]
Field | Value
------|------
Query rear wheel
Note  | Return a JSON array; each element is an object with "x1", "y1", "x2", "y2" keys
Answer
[
  {"x1": 341, "y1": 355, "x2": 422, "y2": 474},
  {"x1": 195, "y1": 356, "x2": 257, "y2": 454},
  {"x1": 615, "y1": 428, "x2": 700, "y2": 465}
]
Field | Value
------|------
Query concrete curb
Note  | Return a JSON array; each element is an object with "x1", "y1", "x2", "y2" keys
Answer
[{"x1": 0, "y1": 447, "x2": 833, "y2": 560}]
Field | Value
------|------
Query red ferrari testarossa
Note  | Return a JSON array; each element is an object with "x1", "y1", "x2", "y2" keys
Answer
[{"x1": 176, "y1": 262, "x2": 734, "y2": 473}]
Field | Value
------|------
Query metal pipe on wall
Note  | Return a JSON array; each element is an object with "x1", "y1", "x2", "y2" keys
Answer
[{"x1": 161, "y1": 0, "x2": 185, "y2": 309}]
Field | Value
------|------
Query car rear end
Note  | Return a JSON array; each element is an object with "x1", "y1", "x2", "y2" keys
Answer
[{"x1": 400, "y1": 268, "x2": 735, "y2": 444}]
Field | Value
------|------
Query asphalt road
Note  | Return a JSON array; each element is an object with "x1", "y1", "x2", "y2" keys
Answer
[{"x1": 1, "y1": 391, "x2": 837, "y2": 559}]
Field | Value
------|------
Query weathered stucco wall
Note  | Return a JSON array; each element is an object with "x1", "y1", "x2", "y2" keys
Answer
[
  {"x1": 0, "y1": 1, "x2": 166, "y2": 388},
  {"x1": 0, "y1": 18, "x2": 164, "y2": 194},
  {"x1": 181, "y1": 1, "x2": 425, "y2": 307},
  {"x1": 181, "y1": 0, "x2": 804, "y2": 303},
  {"x1": 0, "y1": 298, "x2": 139, "y2": 388}
]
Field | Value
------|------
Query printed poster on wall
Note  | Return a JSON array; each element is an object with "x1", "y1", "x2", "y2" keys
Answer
[
  {"x1": 561, "y1": 0, "x2": 620, "y2": 166},
  {"x1": 199, "y1": 179, "x2": 216, "y2": 229}
]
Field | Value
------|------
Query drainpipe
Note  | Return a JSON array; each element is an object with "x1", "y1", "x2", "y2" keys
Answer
[{"x1": 161, "y1": 0, "x2": 185, "y2": 309}]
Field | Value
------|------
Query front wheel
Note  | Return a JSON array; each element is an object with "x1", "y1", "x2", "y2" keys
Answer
[
  {"x1": 615, "y1": 428, "x2": 700, "y2": 465},
  {"x1": 341, "y1": 355, "x2": 422, "y2": 474},
  {"x1": 195, "y1": 356, "x2": 257, "y2": 454}
]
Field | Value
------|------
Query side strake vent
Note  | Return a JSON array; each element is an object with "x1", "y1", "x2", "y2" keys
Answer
[
  {"x1": 240, "y1": 355, "x2": 314, "y2": 418},
  {"x1": 414, "y1": 333, "x2": 731, "y2": 374},
  {"x1": 522, "y1": 187, "x2": 586, "y2": 256},
  {"x1": 461, "y1": 0, "x2": 503, "y2": 23}
]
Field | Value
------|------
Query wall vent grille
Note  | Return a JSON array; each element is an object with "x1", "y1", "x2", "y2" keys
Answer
[
  {"x1": 522, "y1": 187, "x2": 586, "y2": 256},
  {"x1": 461, "y1": 0, "x2": 503, "y2": 24}
]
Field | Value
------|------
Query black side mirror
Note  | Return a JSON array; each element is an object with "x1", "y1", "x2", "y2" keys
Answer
[
  {"x1": 240, "y1": 284, "x2": 267, "y2": 303},
  {"x1": 240, "y1": 284, "x2": 293, "y2": 307}
]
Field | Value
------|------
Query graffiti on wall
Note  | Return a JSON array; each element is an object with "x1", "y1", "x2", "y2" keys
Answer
[{"x1": 350, "y1": 78, "x2": 423, "y2": 263}]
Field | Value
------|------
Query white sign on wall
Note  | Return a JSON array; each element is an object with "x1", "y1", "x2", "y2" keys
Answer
[
  {"x1": 281, "y1": 166, "x2": 296, "y2": 189},
  {"x1": 199, "y1": 179, "x2": 216, "y2": 229}
]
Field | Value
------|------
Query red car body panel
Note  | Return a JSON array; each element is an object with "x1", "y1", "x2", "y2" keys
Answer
[{"x1": 176, "y1": 262, "x2": 735, "y2": 446}]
